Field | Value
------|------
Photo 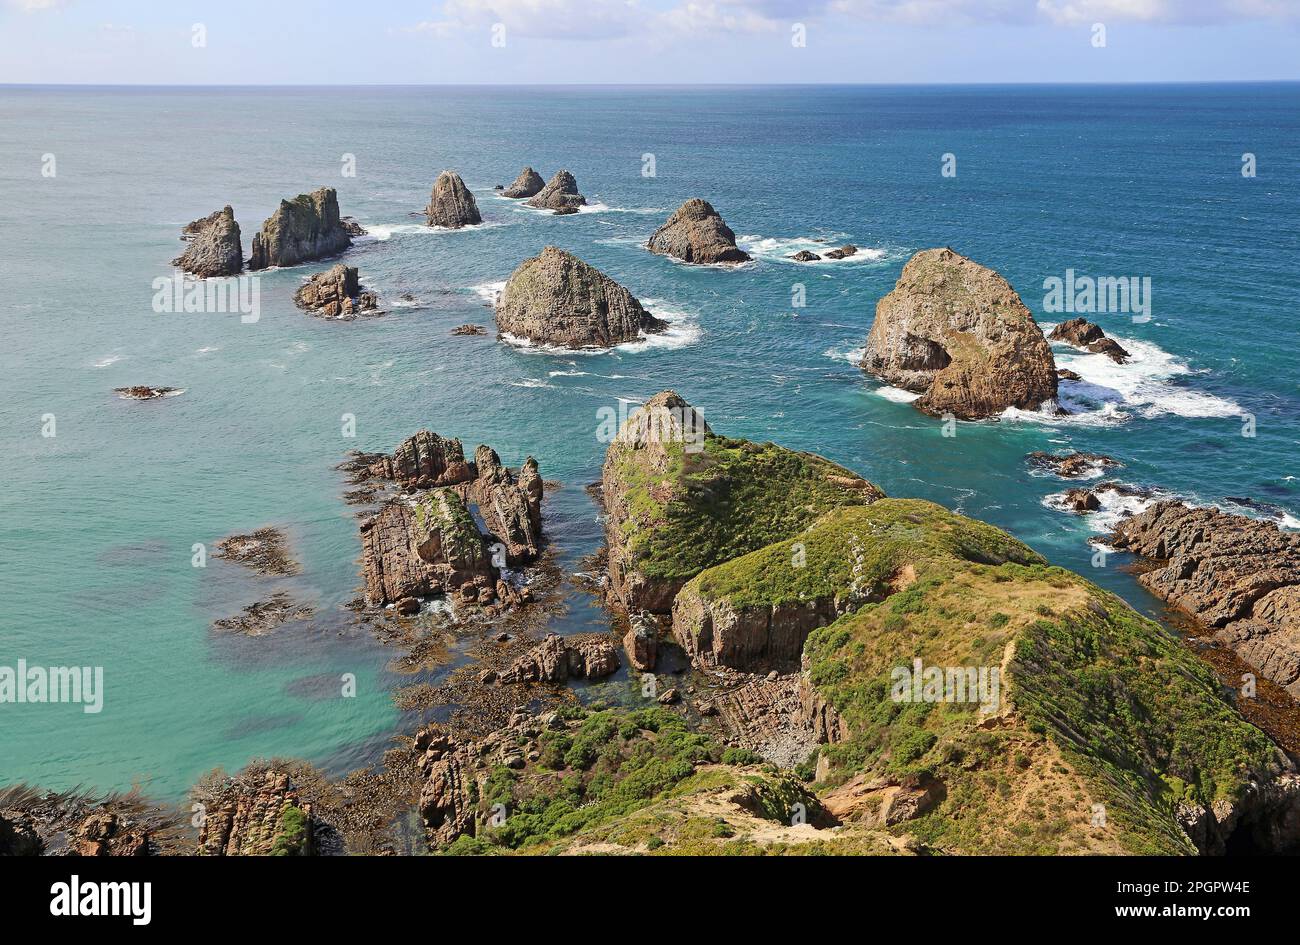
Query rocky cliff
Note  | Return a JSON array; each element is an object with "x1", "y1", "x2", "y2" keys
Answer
[
  {"x1": 495, "y1": 246, "x2": 666, "y2": 349},
  {"x1": 173, "y1": 205, "x2": 243, "y2": 277},
  {"x1": 425, "y1": 170, "x2": 482, "y2": 228},
  {"x1": 647, "y1": 198, "x2": 750, "y2": 264},
  {"x1": 860, "y1": 248, "x2": 1059, "y2": 419},
  {"x1": 1110, "y1": 502, "x2": 1300, "y2": 698},
  {"x1": 248, "y1": 187, "x2": 352, "y2": 270},
  {"x1": 195, "y1": 768, "x2": 316, "y2": 856},
  {"x1": 502, "y1": 166, "x2": 545, "y2": 199},
  {"x1": 526, "y1": 170, "x2": 586, "y2": 212}
]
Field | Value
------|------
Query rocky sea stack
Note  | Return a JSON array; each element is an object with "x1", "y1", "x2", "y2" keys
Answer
[
  {"x1": 860, "y1": 248, "x2": 1059, "y2": 419},
  {"x1": 526, "y1": 170, "x2": 586, "y2": 213},
  {"x1": 495, "y1": 246, "x2": 665, "y2": 349},
  {"x1": 425, "y1": 170, "x2": 482, "y2": 229},
  {"x1": 1049, "y1": 316, "x2": 1131, "y2": 363},
  {"x1": 647, "y1": 199, "x2": 750, "y2": 264},
  {"x1": 248, "y1": 187, "x2": 351, "y2": 270},
  {"x1": 173, "y1": 206, "x2": 243, "y2": 278},
  {"x1": 294, "y1": 264, "x2": 380, "y2": 319},
  {"x1": 502, "y1": 166, "x2": 544, "y2": 199}
]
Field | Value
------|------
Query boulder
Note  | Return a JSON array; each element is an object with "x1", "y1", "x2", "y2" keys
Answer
[
  {"x1": 495, "y1": 246, "x2": 665, "y2": 349},
  {"x1": 1049, "y1": 317, "x2": 1131, "y2": 363},
  {"x1": 791, "y1": 250, "x2": 821, "y2": 262},
  {"x1": 248, "y1": 187, "x2": 351, "y2": 269},
  {"x1": 502, "y1": 166, "x2": 545, "y2": 199},
  {"x1": 425, "y1": 170, "x2": 482, "y2": 229},
  {"x1": 824, "y1": 244, "x2": 858, "y2": 260},
  {"x1": 647, "y1": 199, "x2": 750, "y2": 264},
  {"x1": 293, "y1": 264, "x2": 380, "y2": 319},
  {"x1": 1026, "y1": 450, "x2": 1122, "y2": 479},
  {"x1": 498, "y1": 633, "x2": 621, "y2": 684},
  {"x1": 114, "y1": 386, "x2": 181, "y2": 400},
  {"x1": 526, "y1": 170, "x2": 586, "y2": 212},
  {"x1": 860, "y1": 248, "x2": 1059, "y2": 419},
  {"x1": 623, "y1": 612, "x2": 659, "y2": 672},
  {"x1": 1110, "y1": 502, "x2": 1300, "y2": 697},
  {"x1": 173, "y1": 206, "x2": 243, "y2": 277},
  {"x1": 451, "y1": 324, "x2": 487, "y2": 336}
]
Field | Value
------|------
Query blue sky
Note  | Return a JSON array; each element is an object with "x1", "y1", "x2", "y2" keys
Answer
[{"x1": 2, "y1": 0, "x2": 1298, "y2": 84}]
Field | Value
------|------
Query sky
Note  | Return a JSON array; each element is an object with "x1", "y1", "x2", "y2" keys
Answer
[{"x1": 1, "y1": 0, "x2": 1298, "y2": 85}]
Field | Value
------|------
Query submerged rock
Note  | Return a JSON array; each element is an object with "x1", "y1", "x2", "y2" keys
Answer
[
  {"x1": 502, "y1": 166, "x2": 545, "y2": 199},
  {"x1": 495, "y1": 246, "x2": 665, "y2": 349},
  {"x1": 215, "y1": 527, "x2": 300, "y2": 576},
  {"x1": 451, "y1": 324, "x2": 488, "y2": 336},
  {"x1": 425, "y1": 170, "x2": 482, "y2": 229},
  {"x1": 1027, "y1": 450, "x2": 1122, "y2": 479},
  {"x1": 791, "y1": 250, "x2": 821, "y2": 262},
  {"x1": 212, "y1": 592, "x2": 314, "y2": 636},
  {"x1": 248, "y1": 187, "x2": 352, "y2": 270},
  {"x1": 173, "y1": 205, "x2": 243, "y2": 277},
  {"x1": 860, "y1": 248, "x2": 1059, "y2": 419},
  {"x1": 1049, "y1": 316, "x2": 1131, "y2": 363},
  {"x1": 115, "y1": 386, "x2": 181, "y2": 401},
  {"x1": 294, "y1": 264, "x2": 380, "y2": 319},
  {"x1": 647, "y1": 198, "x2": 750, "y2": 264},
  {"x1": 526, "y1": 170, "x2": 586, "y2": 213},
  {"x1": 824, "y1": 244, "x2": 858, "y2": 260},
  {"x1": 1110, "y1": 502, "x2": 1300, "y2": 698}
]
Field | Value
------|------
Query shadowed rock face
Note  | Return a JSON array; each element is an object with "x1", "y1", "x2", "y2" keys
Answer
[
  {"x1": 526, "y1": 170, "x2": 586, "y2": 212},
  {"x1": 425, "y1": 170, "x2": 482, "y2": 228},
  {"x1": 502, "y1": 166, "x2": 544, "y2": 199},
  {"x1": 1111, "y1": 502, "x2": 1300, "y2": 697},
  {"x1": 647, "y1": 199, "x2": 750, "y2": 264},
  {"x1": 495, "y1": 246, "x2": 665, "y2": 349},
  {"x1": 248, "y1": 187, "x2": 351, "y2": 270},
  {"x1": 173, "y1": 206, "x2": 243, "y2": 277},
  {"x1": 860, "y1": 248, "x2": 1058, "y2": 419}
]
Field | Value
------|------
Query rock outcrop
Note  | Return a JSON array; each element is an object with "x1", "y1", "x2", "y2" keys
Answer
[
  {"x1": 495, "y1": 246, "x2": 666, "y2": 349},
  {"x1": 791, "y1": 250, "x2": 820, "y2": 262},
  {"x1": 473, "y1": 446, "x2": 542, "y2": 564},
  {"x1": 173, "y1": 206, "x2": 243, "y2": 277},
  {"x1": 502, "y1": 166, "x2": 545, "y2": 199},
  {"x1": 425, "y1": 170, "x2": 482, "y2": 229},
  {"x1": 114, "y1": 386, "x2": 181, "y2": 400},
  {"x1": 1110, "y1": 502, "x2": 1300, "y2": 697},
  {"x1": 293, "y1": 264, "x2": 380, "y2": 319},
  {"x1": 860, "y1": 248, "x2": 1059, "y2": 419},
  {"x1": 1049, "y1": 317, "x2": 1130, "y2": 363},
  {"x1": 526, "y1": 170, "x2": 586, "y2": 213},
  {"x1": 647, "y1": 199, "x2": 750, "y2": 264},
  {"x1": 415, "y1": 728, "x2": 478, "y2": 846},
  {"x1": 623, "y1": 612, "x2": 659, "y2": 672},
  {"x1": 825, "y1": 244, "x2": 858, "y2": 260},
  {"x1": 367, "y1": 430, "x2": 476, "y2": 489},
  {"x1": 248, "y1": 187, "x2": 352, "y2": 270},
  {"x1": 601, "y1": 391, "x2": 882, "y2": 615},
  {"x1": 1027, "y1": 450, "x2": 1122, "y2": 479},
  {"x1": 215, "y1": 527, "x2": 300, "y2": 576},
  {"x1": 195, "y1": 769, "x2": 315, "y2": 856},
  {"x1": 497, "y1": 633, "x2": 621, "y2": 684}
]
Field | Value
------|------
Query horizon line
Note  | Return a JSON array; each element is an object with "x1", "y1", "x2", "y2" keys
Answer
[{"x1": 4, "y1": 79, "x2": 1300, "y2": 90}]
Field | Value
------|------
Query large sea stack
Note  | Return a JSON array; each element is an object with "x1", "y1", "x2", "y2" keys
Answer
[
  {"x1": 495, "y1": 246, "x2": 665, "y2": 349},
  {"x1": 526, "y1": 170, "x2": 586, "y2": 213},
  {"x1": 247, "y1": 187, "x2": 351, "y2": 270},
  {"x1": 502, "y1": 167, "x2": 545, "y2": 199},
  {"x1": 173, "y1": 206, "x2": 243, "y2": 278},
  {"x1": 425, "y1": 170, "x2": 482, "y2": 229},
  {"x1": 860, "y1": 248, "x2": 1058, "y2": 419},
  {"x1": 647, "y1": 199, "x2": 750, "y2": 264}
]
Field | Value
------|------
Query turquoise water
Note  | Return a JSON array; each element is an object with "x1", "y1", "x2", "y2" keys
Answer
[{"x1": 2, "y1": 84, "x2": 1297, "y2": 800}]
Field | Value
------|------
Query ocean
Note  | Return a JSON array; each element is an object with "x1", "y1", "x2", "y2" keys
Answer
[{"x1": 1, "y1": 83, "x2": 1297, "y2": 800}]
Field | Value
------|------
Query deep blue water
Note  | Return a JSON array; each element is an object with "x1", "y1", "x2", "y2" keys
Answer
[{"x1": 1, "y1": 84, "x2": 1297, "y2": 799}]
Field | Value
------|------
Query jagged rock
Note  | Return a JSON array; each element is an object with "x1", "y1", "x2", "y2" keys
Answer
[
  {"x1": 451, "y1": 324, "x2": 487, "y2": 336},
  {"x1": 1049, "y1": 317, "x2": 1130, "y2": 363},
  {"x1": 674, "y1": 588, "x2": 841, "y2": 672},
  {"x1": 0, "y1": 811, "x2": 43, "y2": 855},
  {"x1": 1027, "y1": 450, "x2": 1122, "y2": 479},
  {"x1": 1110, "y1": 502, "x2": 1300, "y2": 697},
  {"x1": 425, "y1": 170, "x2": 482, "y2": 229},
  {"x1": 791, "y1": 250, "x2": 820, "y2": 262},
  {"x1": 248, "y1": 187, "x2": 351, "y2": 270},
  {"x1": 824, "y1": 244, "x2": 858, "y2": 260},
  {"x1": 623, "y1": 612, "x2": 658, "y2": 672},
  {"x1": 526, "y1": 170, "x2": 586, "y2": 212},
  {"x1": 710, "y1": 673, "x2": 823, "y2": 769},
  {"x1": 215, "y1": 527, "x2": 299, "y2": 576},
  {"x1": 196, "y1": 769, "x2": 314, "y2": 856},
  {"x1": 173, "y1": 206, "x2": 243, "y2": 277},
  {"x1": 860, "y1": 248, "x2": 1059, "y2": 419},
  {"x1": 115, "y1": 386, "x2": 181, "y2": 400},
  {"x1": 368, "y1": 430, "x2": 475, "y2": 489},
  {"x1": 69, "y1": 811, "x2": 150, "y2": 857},
  {"x1": 212, "y1": 592, "x2": 314, "y2": 636},
  {"x1": 1054, "y1": 481, "x2": 1151, "y2": 515},
  {"x1": 415, "y1": 728, "x2": 478, "y2": 846},
  {"x1": 340, "y1": 216, "x2": 367, "y2": 237},
  {"x1": 495, "y1": 246, "x2": 665, "y2": 349},
  {"x1": 1057, "y1": 368, "x2": 1083, "y2": 381},
  {"x1": 474, "y1": 446, "x2": 543, "y2": 565},
  {"x1": 657, "y1": 687, "x2": 680, "y2": 705},
  {"x1": 294, "y1": 264, "x2": 380, "y2": 319},
  {"x1": 647, "y1": 198, "x2": 750, "y2": 264},
  {"x1": 498, "y1": 633, "x2": 620, "y2": 684},
  {"x1": 502, "y1": 166, "x2": 545, "y2": 199},
  {"x1": 360, "y1": 489, "x2": 493, "y2": 607}
]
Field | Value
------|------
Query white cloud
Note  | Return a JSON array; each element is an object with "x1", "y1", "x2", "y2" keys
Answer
[{"x1": 411, "y1": 0, "x2": 645, "y2": 40}]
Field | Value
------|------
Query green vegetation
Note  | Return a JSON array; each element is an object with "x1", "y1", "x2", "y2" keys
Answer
[
  {"x1": 611, "y1": 434, "x2": 882, "y2": 584},
  {"x1": 269, "y1": 805, "x2": 309, "y2": 856},
  {"x1": 413, "y1": 488, "x2": 487, "y2": 570}
]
